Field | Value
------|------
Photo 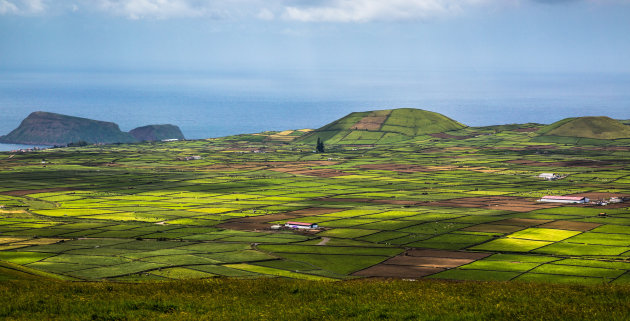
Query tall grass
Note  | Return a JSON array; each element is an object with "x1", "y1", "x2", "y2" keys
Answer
[{"x1": 1, "y1": 279, "x2": 628, "y2": 320}]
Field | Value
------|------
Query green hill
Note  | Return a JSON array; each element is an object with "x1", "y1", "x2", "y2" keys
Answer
[
  {"x1": 297, "y1": 108, "x2": 466, "y2": 145},
  {"x1": 537, "y1": 116, "x2": 630, "y2": 140}
]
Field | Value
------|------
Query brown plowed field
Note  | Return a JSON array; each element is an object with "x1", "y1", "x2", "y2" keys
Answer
[
  {"x1": 538, "y1": 220, "x2": 602, "y2": 231},
  {"x1": 491, "y1": 218, "x2": 552, "y2": 227},
  {"x1": 385, "y1": 256, "x2": 475, "y2": 268},
  {"x1": 506, "y1": 159, "x2": 613, "y2": 167},
  {"x1": 353, "y1": 248, "x2": 491, "y2": 278},
  {"x1": 405, "y1": 249, "x2": 491, "y2": 260},
  {"x1": 216, "y1": 207, "x2": 344, "y2": 231},
  {"x1": 319, "y1": 196, "x2": 561, "y2": 211},
  {"x1": 357, "y1": 163, "x2": 436, "y2": 173},
  {"x1": 353, "y1": 265, "x2": 445, "y2": 278},
  {"x1": 429, "y1": 133, "x2": 475, "y2": 140},
  {"x1": 351, "y1": 115, "x2": 389, "y2": 130},
  {"x1": 425, "y1": 196, "x2": 560, "y2": 212}
]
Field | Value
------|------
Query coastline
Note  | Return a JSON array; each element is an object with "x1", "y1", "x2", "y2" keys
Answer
[{"x1": 0, "y1": 143, "x2": 51, "y2": 152}]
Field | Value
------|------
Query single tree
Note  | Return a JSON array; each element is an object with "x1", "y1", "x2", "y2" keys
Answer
[{"x1": 316, "y1": 137, "x2": 325, "y2": 153}]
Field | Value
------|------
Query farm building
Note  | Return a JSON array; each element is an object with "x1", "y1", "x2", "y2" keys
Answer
[
  {"x1": 538, "y1": 196, "x2": 589, "y2": 204},
  {"x1": 538, "y1": 173, "x2": 559, "y2": 180},
  {"x1": 285, "y1": 222, "x2": 319, "y2": 229}
]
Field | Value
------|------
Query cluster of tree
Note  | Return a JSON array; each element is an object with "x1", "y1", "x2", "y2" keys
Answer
[
  {"x1": 316, "y1": 137, "x2": 325, "y2": 153},
  {"x1": 66, "y1": 141, "x2": 89, "y2": 147}
]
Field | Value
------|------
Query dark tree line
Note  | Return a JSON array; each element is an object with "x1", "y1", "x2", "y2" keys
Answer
[{"x1": 316, "y1": 137, "x2": 325, "y2": 153}]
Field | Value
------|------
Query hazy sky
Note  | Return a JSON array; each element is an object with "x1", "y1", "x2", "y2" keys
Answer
[{"x1": 1, "y1": 0, "x2": 629, "y2": 73}]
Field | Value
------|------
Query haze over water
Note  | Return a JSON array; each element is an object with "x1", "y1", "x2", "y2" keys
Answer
[
  {"x1": 2, "y1": 69, "x2": 629, "y2": 142},
  {"x1": 1, "y1": 1, "x2": 629, "y2": 147}
]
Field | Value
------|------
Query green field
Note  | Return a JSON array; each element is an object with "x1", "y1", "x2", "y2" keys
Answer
[{"x1": 1, "y1": 113, "x2": 629, "y2": 287}]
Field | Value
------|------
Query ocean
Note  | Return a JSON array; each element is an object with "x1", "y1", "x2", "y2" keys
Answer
[{"x1": 1, "y1": 69, "x2": 629, "y2": 149}]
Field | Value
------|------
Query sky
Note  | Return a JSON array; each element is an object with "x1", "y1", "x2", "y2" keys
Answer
[{"x1": 1, "y1": 0, "x2": 630, "y2": 73}]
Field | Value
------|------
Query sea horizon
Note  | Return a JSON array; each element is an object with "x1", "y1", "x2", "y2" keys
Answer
[{"x1": 1, "y1": 69, "x2": 629, "y2": 141}]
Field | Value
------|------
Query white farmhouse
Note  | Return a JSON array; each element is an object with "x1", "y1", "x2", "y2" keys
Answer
[
  {"x1": 538, "y1": 196, "x2": 589, "y2": 204},
  {"x1": 285, "y1": 221, "x2": 319, "y2": 229},
  {"x1": 538, "y1": 173, "x2": 559, "y2": 180}
]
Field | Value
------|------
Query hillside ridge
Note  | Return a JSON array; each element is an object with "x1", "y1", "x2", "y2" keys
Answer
[
  {"x1": 297, "y1": 108, "x2": 466, "y2": 145},
  {"x1": 0, "y1": 111, "x2": 184, "y2": 145},
  {"x1": 537, "y1": 116, "x2": 630, "y2": 140}
]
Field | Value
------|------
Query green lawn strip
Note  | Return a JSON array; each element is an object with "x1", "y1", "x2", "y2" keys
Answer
[
  {"x1": 300, "y1": 238, "x2": 392, "y2": 247},
  {"x1": 224, "y1": 263, "x2": 334, "y2": 281},
  {"x1": 0, "y1": 260, "x2": 78, "y2": 280},
  {"x1": 108, "y1": 240, "x2": 188, "y2": 251},
  {"x1": 67, "y1": 261, "x2": 167, "y2": 279},
  {"x1": 506, "y1": 228, "x2": 581, "y2": 242},
  {"x1": 427, "y1": 269, "x2": 520, "y2": 281},
  {"x1": 398, "y1": 222, "x2": 471, "y2": 235},
  {"x1": 85, "y1": 230, "x2": 154, "y2": 238},
  {"x1": 470, "y1": 238, "x2": 553, "y2": 252},
  {"x1": 0, "y1": 265, "x2": 42, "y2": 281},
  {"x1": 564, "y1": 232, "x2": 630, "y2": 246},
  {"x1": 175, "y1": 242, "x2": 251, "y2": 253},
  {"x1": 590, "y1": 225, "x2": 630, "y2": 234},
  {"x1": 0, "y1": 251, "x2": 55, "y2": 264},
  {"x1": 514, "y1": 273, "x2": 610, "y2": 285},
  {"x1": 458, "y1": 260, "x2": 542, "y2": 272},
  {"x1": 149, "y1": 267, "x2": 216, "y2": 279},
  {"x1": 462, "y1": 224, "x2": 525, "y2": 234},
  {"x1": 551, "y1": 258, "x2": 630, "y2": 270},
  {"x1": 483, "y1": 253, "x2": 560, "y2": 263},
  {"x1": 272, "y1": 253, "x2": 389, "y2": 275},
  {"x1": 407, "y1": 233, "x2": 494, "y2": 250},
  {"x1": 443, "y1": 215, "x2": 508, "y2": 224},
  {"x1": 258, "y1": 244, "x2": 403, "y2": 256},
  {"x1": 140, "y1": 232, "x2": 198, "y2": 239},
  {"x1": 43, "y1": 254, "x2": 131, "y2": 265},
  {"x1": 401, "y1": 213, "x2": 467, "y2": 222},
  {"x1": 121, "y1": 248, "x2": 195, "y2": 259},
  {"x1": 534, "y1": 243, "x2": 630, "y2": 256},
  {"x1": 30, "y1": 209, "x2": 117, "y2": 217},
  {"x1": 218, "y1": 236, "x2": 309, "y2": 243},
  {"x1": 187, "y1": 264, "x2": 263, "y2": 277},
  {"x1": 25, "y1": 261, "x2": 100, "y2": 274},
  {"x1": 320, "y1": 219, "x2": 380, "y2": 228},
  {"x1": 357, "y1": 231, "x2": 410, "y2": 243},
  {"x1": 530, "y1": 264, "x2": 626, "y2": 279},
  {"x1": 140, "y1": 254, "x2": 221, "y2": 265},
  {"x1": 386, "y1": 234, "x2": 433, "y2": 245},
  {"x1": 318, "y1": 209, "x2": 381, "y2": 218},
  {"x1": 317, "y1": 228, "x2": 379, "y2": 239},
  {"x1": 253, "y1": 259, "x2": 320, "y2": 272},
  {"x1": 198, "y1": 250, "x2": 276, "y2": 263},
  {"x1": 358, "y1": 220, "x2": 421, "y2": 230},
  {"x1": 358, "y1": 210, "x2": 423, "y2": 220}
]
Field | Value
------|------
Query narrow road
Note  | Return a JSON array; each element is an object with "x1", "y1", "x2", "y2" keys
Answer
[{"x1": 316, "y1": 237, "x2": 330, "y2": 246}]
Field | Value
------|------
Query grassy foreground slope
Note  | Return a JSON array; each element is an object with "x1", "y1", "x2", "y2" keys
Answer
[
  {"x1": 298, "y1": 108, "x2": 466, "y2": 144},
  {"x1": 537, "y1": 116, "x2": 630, "y2": 140},
  {"x1": 1, "y1": 279, "x2": 628, "y2": 320}
]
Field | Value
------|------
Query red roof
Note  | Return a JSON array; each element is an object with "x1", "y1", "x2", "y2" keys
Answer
[
  {"x1": 286, "y1": 221, "x2": 315, "y2": 226},
  {"x1": 541, "y1": 196, "x2": 585, "y2": 201}
]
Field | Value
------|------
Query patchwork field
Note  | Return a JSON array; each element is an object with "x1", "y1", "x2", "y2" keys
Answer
[{"x1": 1, "y1": 122, "x2": 629, "y2": 285}]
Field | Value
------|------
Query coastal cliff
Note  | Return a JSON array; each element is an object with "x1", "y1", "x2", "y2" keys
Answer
[{"x1": 0, "y1": 112, "x2": 184, "y2": 145}]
